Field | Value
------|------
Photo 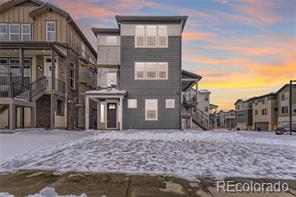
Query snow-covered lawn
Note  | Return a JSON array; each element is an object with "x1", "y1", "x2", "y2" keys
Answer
[
  {"x1": 0, "y1": 129, "x2": 296, "y2": 180},
  {"x1": 0, "y1": 129, "x2": 95, "y2": 163}
]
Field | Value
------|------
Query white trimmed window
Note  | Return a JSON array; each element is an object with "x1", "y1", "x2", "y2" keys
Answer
[
  {"x1": 135, "y1": 62, "x2": 145, "y2": 79},
  {"x1": 145, "y1": 99, "x2": 158, "y2": 121},
  {"x1": 158, "y1": 62, "x2": 168, "y2": 79},
  {"x1": 100, "y1": 103, "x2": 105, "y2": 123},
  {"x1": 128, "y1": 99, "x2": 137, "y2": 108},
  {"x1": 21, "y1": 24, "x2": 31, "y2": 41},
  {"x1": 0, "y1": 24, "x2": 7, "y2": 41},
  {"x1": 146, "y1": 25, "x2": 157, "y2": 47},
  {"x1": 158, "y1": 25, "x2": 168, "y2": 47},
  {"x1": 135, "y1": 25, "x2": 145, "y2": 47},
  {"x1": 146, "y1": 62, "x2": 157, "y2": 79},
  {"x1": 166, "y1": 99, "x2": 175, "y2": 109},
  {"x1": 46, "y1": 21, "x2": 56, "y2": 42},
  {"x1": 9, "y1": 24, "x2": 20, "y2": 41}
]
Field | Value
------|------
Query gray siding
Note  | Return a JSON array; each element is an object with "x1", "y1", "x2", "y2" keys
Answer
[
  {"x1": 235, "y1": 109, "x2": 252, "y2": 125},
  {"x1": 120, "y1": 36, "x2": 181, "y2": 129}
]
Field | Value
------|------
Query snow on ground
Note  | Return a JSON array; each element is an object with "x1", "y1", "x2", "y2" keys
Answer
[
  {"x1": 0, "y1": 129, "x2": 296, "y2": 180},
  {"x1": 0, "y1": 129, "x2": 95, "y2": 163},
  {"x1": 0, "y1": 187, "x2": 87, "y2": 197}
]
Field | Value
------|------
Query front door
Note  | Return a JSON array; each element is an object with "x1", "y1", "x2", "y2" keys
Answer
[
  {"x1": 44, "y1": 57, "x2": 57, "y2": 89},
  {"x1": 107, "y1": 103, "x2": 117, "y2": 129}
]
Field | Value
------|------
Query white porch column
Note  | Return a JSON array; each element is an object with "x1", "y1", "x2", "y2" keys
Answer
[
  {"x1": 85, "y1": 96, "x2": 89, "y2": 130},
  {"x1": 119, "y1": 97, "x2": 123, "y2": 130},
  {"x1": 97, "y1": 100, "x2": 100, "y2": 130}
]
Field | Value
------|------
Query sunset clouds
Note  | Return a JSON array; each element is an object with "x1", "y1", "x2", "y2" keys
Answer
[{"x1": 0, "y1": 0, "x2": 294, "y2": 110}]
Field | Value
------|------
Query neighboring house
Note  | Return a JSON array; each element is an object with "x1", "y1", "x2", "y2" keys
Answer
[
  {"x1": 0, "y1": 0, "x2": 96, "y2": 130},
  {"x1": 216, "y1": 110, "x2": 225, "y2": 128},
  {"x1": 252, "y1": 93, "x2": 278, "y2": 131},
  {"x1": 234, "y1": 98, "x2": 254, "y2": 130},
  {"x1": 224, "y1": 110, "x2": 236, "y2": 129},
  {"x1": 276, "y1": 84, "x2": 296, "y2": 128},
  {"x1": 85, "y1": 16, "x2": 191, "y2": 130}
]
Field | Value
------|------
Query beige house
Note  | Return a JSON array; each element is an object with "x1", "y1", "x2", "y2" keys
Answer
[
  {"x1": 0, "y1": 0, "x2": 96, "y2": 130},
  {"x1": 276, "y1": 84, "x2": 296, "y2": 127},
  {"x1": 252, "y1": 93, "x2": 278, "y2": 131}
]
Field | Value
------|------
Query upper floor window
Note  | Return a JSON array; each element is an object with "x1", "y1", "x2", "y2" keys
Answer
[
  {"x1": 21, "y1": 24, "x2": 31, "y2": 41},
  {"x1": 70, "y1": 62, "x2": 75, "y2": 89},
  {"x1": 145, "y1": 99, "x2": 158, "y2": 121},
  {"x1": 0, "y1": 24, "x2": 8, "y2": 41},
  {"x1": 262, "y1": 108, "x2": 268, "y2": 115},
  {"x1": 135, "y1": 62, "x2": 168, "y2": 80},
  {"x1": 46, "y1": 21, "x2": 56, "y2": 42},
  {"x1": 9, "y1": 24, "x2": 20, "y2": 41},
  {"x1": 135, "y1": 25, "x2": 168, "y2": 48}
]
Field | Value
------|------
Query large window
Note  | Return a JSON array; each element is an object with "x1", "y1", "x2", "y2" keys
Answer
[
  {"x1": 135, "y1": 25, "x2": 168, "y2": 48},
  {"x1": 46, "y1": 21, "x2": 56, "y2": 42},
  {"x1": 70, "y1": 62, "x2": 75, "y2": 89},
  {"x1": 9, "y1": 24, "x2": 20, "y2": 41},
  {"x1": 135, "y1": 25, "x2": 145, "y2": 47},
  {"x1": 135, "y1": 62, "x2": 168, "y2": 80},
  {"x1": 135, "y1": 62, "x2": 145, "y2": 79},
  {"x1": 146, "y1": 25, "x2": 157, "y2": 47},
  {"x1": 281, "y1": 106, "x2": 289, "y2": 114},
  {"x1": 145, "y1": 99, "x2": 158, "y2": 121},
  {"x1": 158, "y1": 25, "x2": 168, "y2": 47},
  {"x1": 0, "y1": 24, "x2": 7, "y2": 41},
  {"x1": 21, "y1": 24, "x2": 31, "y2": 41}
]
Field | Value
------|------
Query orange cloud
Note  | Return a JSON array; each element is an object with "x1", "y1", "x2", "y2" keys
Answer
[{"x1": 183, "y1": 32, "x2": 215, "y2": 40}]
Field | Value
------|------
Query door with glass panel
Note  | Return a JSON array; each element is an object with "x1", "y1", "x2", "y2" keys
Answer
[{"x1": 44, "y1": 57, "x2": 57, "y2": 89}]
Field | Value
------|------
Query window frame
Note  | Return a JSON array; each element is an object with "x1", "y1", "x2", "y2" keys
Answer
[
  {"x1": 70, "y1": 62, "x2": 76, "y2": 89},
  {"x1": 145, "y1": 25, "x2": 157, "y2": 48},
  {"x1": 134, "y1": 62, "x2": 168, "y2": 80},
  {"x1": 21, "y1": 24, "x2": 31, "y2": 41},
  {"x1": 0, "y1": 23, "x2": 8, "y2": 41},
  {"x1": 135, "y1": 62, "x2": 145, "y2": 80},
  {"x1": 145, "y1": 62, "x2": 158, "y2": 79},
  {"x1": 145, "y1": 99, "x2": 158, "y2": 121},
  {"x1": 135, "y1": 25, "x2": 145, "y2": 48},
  {"x1": 128, "y1": 99, "x2": 137, "y2": 109},
  {"x1": 165, "y1": 99, "x2": 175, "y2": 109},
  {"x1": 9, "y1": 23, "x2": 20, "y2": 41},
  {"x1": 158, "y1": 25, "x2": 168, "y2": 48},
  {"x1": 158, "y1": 62, "x2": 168, "y2": 80},
  {"x1": 46, "y1": 21, "x2": 56, "y2": 42}
]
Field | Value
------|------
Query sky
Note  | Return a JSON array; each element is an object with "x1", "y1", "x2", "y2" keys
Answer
[{"x1": 2, "y1": 0, "x2": 296, "y2": 110}]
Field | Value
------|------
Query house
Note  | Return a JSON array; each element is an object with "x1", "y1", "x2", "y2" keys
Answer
[
  {"x1": 234, "y1": 98, "x2": 254, "y2": 130},
  {"x1": 224, "y1": 110, "x2": 236, "y2": 129},
  {"x1": 0, "y1": 0, "x2": 97, "y2": 130},
  {"x1": 85, "y1": 15, "x2": 193, "y2": 130},
  {"x1": 276, "y1": 84, "x2": 296, "y2": 128},
  {"x1": 252, "y1": 93, "x2": 278, "y2": 131}
]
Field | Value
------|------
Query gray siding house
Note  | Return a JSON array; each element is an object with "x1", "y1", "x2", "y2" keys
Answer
[
  {"x1": 234, "y1": 98, "x2": 254, "y2": 130},
  {"x1": 84, "y1": 16, "x2": 195, "y2": 130}
]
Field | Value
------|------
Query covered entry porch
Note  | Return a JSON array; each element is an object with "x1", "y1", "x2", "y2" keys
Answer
[{"x1": 85, "y1": 89, "x2": 127, "y2": 130}]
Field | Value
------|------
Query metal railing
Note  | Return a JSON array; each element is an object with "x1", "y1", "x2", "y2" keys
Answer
[{"x1": 11, "y1": 77, "x2": 31, "y2": 100}]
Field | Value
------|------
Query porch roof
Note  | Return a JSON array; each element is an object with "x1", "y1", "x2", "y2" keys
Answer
[{"x1": 85, "y1": 88, "x2": 127, "y2": 97}]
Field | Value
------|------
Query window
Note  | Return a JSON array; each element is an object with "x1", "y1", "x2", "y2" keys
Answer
[
  {"x1": 145, "y1": 99, "x2": 158, "y2": 120},
  {"x1": 293, "y1": 104, "x2": 296, "y2": 113},
  {"x1": 205, "y1": 96, "x2": 209, "y2": 101},
  {"x1": 21, "y1": 24, "x2": 31, "y2": 41},
  {"x1": 135, "y1": 25, "x2": 168, "y2": 48},
  {"x1": 158, "y1": 25, "x2": 168, "y2": 47},
  {"x1": 106, "y1": 36, "x2": 118, "y2": 45},
  {"x1": 128, "y1": 99, "x2": 137, "y2": 108},
  {"x1": 46, "y1": 21, "x2": 56, "y2": 42},
  {"x1": 135, "y1": 62, "x2": 145, "y2": 79},
  {"x1": 0, "y1": 24, "x2": 7, "y2": 41},
  {"x1": 56, "y1": 99, "x2": 64, "y2": 116},
  {"x1": 81, "y1": 42, "x2": 86, "y2": 57},
  {"x1": 135, "y1": 62, "x2": 168, "y2": 80},
  {"x1": 70, "y1": 62, "x2": 75, "y2": 89},
  {"x1": 281, "y1": 93, "x2": 286, "y2": 101},
  {"x1": 281, "y1": 106, "x2": 288, "y2": 114},
  {"x1": 262, "y1": 108, "x2": 268, "y2": 115},
  {"x1": 107, "y1": 71, "x2": 117, "y2": 87},
  {"x1": 158, "y1": 62, "x2": 168, "y2": 79},
  {"x1": 146, "y1": 62, "x2": 157, "y2": 79},
  {"x1": 135, "y1": 25, "x2": 145, "y2": 47},
  {"x1": 100, "y1": 103, "x2": 105, "y2": 123},
  {"x1": 205, "y1": 107, "x2": 209, "y2": 112},
  {"x1": 146, "y1": 25, "x2": 157, "y2": 47},
  {"x1": 166, "y1": 99, "x2": 175, "y2": 109},
  {"x1": 9, "y1": 24, "x2": 20, "y2": 41},
  {"x1": 255, "y1": 110, "x2": 258, "y2": 115}
]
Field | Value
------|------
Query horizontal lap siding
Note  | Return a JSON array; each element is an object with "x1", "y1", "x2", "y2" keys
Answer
[{"x1": 120, "y1": 36, "x2": 181, "y2": 129}]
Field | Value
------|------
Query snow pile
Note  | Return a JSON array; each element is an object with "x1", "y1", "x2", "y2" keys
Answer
[
  {"x1": 1, "y1": 130, "x2": 296, "y2": 180},
  {"x1": 0, "y1": 187, "x2": 87, "y2": 197}
]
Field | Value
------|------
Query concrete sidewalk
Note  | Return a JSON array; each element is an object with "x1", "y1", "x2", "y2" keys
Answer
[{"x1": 0, "y1": 170, "x2": 295, "y2": 197}]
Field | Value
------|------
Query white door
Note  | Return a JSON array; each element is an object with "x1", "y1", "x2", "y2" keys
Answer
[{"x1": 44, "y1": 57, "x2": 57, "y2": 89}]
